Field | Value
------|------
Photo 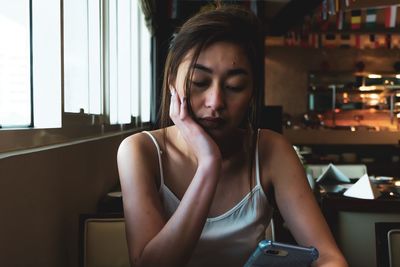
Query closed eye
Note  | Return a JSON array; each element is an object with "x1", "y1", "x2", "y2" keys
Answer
[
  {"x1": 225, "y1": 85, "x2": 245, "y2": 92},
  {"x1": 191, "y1": 80, "x2": 209, "y2": 88}
]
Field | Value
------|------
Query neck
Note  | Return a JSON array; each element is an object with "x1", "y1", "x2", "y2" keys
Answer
[
  {"x1": 167, "y1": 127, "x2": 251, "y2": 162},
  {"x1": 214, "y1": 130, "x2": 249, "y2": 159}
]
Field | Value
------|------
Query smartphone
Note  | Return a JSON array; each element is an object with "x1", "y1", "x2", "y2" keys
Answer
[{"x1": 243, "y1": 240, "x2": 319, "y2": 267}]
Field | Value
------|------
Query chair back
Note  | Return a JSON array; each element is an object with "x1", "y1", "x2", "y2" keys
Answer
[
  {"x1": 375, "y1": 222, "x2": 400, "y2": 267},
  {"x1": 389, "y1": 229, "x2": 400, "y2": 267},
  {"x1": 79, "y1": 214, "x2": 129, "y2": 267}
]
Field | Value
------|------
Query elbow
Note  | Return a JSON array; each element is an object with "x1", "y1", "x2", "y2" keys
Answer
[
  {"x1": 313, "y1": 252, "x2": 348, "y2": 267},
  {"x1": 129, "y1": 249, "x2": 151, "y2": 267}
]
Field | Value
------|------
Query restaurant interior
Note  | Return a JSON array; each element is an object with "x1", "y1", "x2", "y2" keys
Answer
[
  {"x1": 0, "y1": 0, "x2": 399, "y2": 267},
  {"x1": 262, "y1": 1, "x2": 400, "y2": 266}
]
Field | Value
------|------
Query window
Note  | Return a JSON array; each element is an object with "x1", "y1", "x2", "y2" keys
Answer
[
  {"x1": 64, "y1": 0, "x2": 152, "y2": 124},
  {"x1": 0, "y1": 0, "x2": 151, "y2": 152},
  {"x1": 64, "y1": 0, "x2": 101, "y2": 115},
  {"x1": 0, "y1": 0, "x2": 62, "y2": 129},
  {"x1": 0, "y1": 1, "x2": 31, "y2": 127},
  {"x1": 0, "y1": 0, "x2": 152, "y2": 153},
  {"x1": 32, "y1": 0, "x2": 62, "y2": 128}
]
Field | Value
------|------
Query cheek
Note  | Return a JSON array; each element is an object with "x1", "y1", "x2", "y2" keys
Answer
[
  {"x1": 230, "y1": 95, "x2": 252, "y2": 117},
  {"x1": 234, "y1": 92, "x2": 252, "y2": 109},
  {"x1": 188, "y1": 96, "x2": 202, "y2": 114}
]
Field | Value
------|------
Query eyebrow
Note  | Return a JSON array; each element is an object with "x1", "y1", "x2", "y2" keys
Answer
[{"x1": 193, "y1": 63, "x2": 249, "y2": 76}]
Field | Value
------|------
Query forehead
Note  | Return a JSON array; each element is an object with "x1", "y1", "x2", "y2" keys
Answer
[
  {"x1": 180, "y1": 41, "x2": 252, "y2": 73},
  {"x1": 198, "y1": 42, "x2": 250, "y2": 67}
]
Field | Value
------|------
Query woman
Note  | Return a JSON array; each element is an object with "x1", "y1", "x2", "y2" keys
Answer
[{"x1": 117, "y1": 5, "x2": 347, "y2": 267}]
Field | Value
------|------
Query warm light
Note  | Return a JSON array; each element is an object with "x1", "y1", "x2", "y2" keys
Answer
[
  {"x1": 350, "y1": 126, "x2": 356, "y2": 131},
  {"x1": 369, "y1": 94, "x2": 379, "y2": 99},
  {"x1": 395, "y1": 181, "x2": 400, "y2": 186},
  {"x1": 368, "y1": 74, "x2": 382, "y2": 79},
  {"x1": 368, "y1": 100, "x2": 379, "y2": 106},
  {"x1": 383, "y1": 80, "x2": 390, "y2": 85},
  {"x1": 342, "y1": 92, "x2": 349, "y2": 103},
  {"x1": 396, "y1": 74, "x2": 400, "y2": 79},
  {"x1": 359, "y1": 86, "x2": 377, "y2": 91}
]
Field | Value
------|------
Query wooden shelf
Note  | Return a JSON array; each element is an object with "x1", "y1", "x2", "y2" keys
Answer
[{"x1": 284, "y1": 128, "x2": 400, "y2": 145}]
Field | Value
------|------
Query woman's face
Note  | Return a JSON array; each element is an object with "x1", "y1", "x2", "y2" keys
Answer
[{"x1": 173, "y1": 41, "x2": 254, "y2": 139}]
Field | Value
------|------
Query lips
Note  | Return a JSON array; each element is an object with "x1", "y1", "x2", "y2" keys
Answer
[{"x1": 198, "y1": 116, "x2": 225, "y2": 129}]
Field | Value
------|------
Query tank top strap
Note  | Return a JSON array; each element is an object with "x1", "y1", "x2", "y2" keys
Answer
[
  {"x1": 255, "y1": 129, "x2": 261, "y2": 187},
  {"x1": 142, "y1": 131, "x2": 165, "y2": 186}
]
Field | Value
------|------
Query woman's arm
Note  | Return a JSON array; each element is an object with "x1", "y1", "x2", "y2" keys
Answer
[
  {"x1": 117, "y1": 89, "x2": 222, "y2": 267},
  {"x1": 261, "y1": 130, "x2": 348, "y2": 267}
]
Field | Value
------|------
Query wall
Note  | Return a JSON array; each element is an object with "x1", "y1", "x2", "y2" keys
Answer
[
  {"x1": 264, "y1": 47, "x2": 400, "y2": 117},
  {"x1": 0, "y1": 133, "x2": 131, "y2": 267}
]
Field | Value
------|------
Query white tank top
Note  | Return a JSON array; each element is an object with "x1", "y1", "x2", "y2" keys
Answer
[{"x1": 143, "y1": 130, "x2": 273, "y2": 267}]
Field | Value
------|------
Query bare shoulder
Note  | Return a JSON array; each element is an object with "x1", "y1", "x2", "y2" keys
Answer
[
  {"x1": 117, "y1": 129, "x2": 165, "y2": 182},
  {"x1": 258, "y1": 129, "x2": 305, "y2": 185},
  {"x1": 118, "y1": 131, "x2": 151, "y2": 158},
  {"x1": 257, "y1": 129, "x2": 302, "y2": 181},
  {"x1": 118, "y1": 129, "x2": 165, "y2": 155},
  {"x1": 258, "y1": 129, "x2": 294, "y2": 158}
]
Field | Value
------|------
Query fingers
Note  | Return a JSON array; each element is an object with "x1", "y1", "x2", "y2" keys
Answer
[
  {"x1": 169, "y1": 87, "x2": 179, "y2": 119},
  {"x1": 168, "y1": 87, "x2": 221, "y2": 162},
  {"x1": 169, "y1": 86, "x2": 188, "y2": 122},
  {"x1": 180, "y1": 96, "x2": 188, "y2": 120}
]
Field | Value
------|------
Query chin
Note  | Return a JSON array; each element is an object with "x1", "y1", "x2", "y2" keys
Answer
[
  {"x1": 206, "y1": 126, "x2": 240, "y2": 141},
  {"x1": 203, "y1": 127, "x2": 226, "y2": 139}
]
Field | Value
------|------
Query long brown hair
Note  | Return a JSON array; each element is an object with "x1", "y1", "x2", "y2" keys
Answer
[{"x1": 158, "y1": 5, "x2": 264, "y2": 189}]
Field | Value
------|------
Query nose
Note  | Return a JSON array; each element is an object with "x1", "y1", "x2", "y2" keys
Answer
[{"x1": 204, "y1": 85, "x2": 225, "y2": 111}]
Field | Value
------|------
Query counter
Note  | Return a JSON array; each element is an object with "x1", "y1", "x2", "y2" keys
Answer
[{"x1": 284, "y1": 129, "x2": 400, "y2": 145}]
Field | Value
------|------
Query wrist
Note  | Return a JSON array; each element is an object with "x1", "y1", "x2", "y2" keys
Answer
[
  {"x1": 197, "y1": 156, "x2": 222, "y2": 174},
  {"x1": 198, "y1": 154, "x2": 221, "y2": 165}
]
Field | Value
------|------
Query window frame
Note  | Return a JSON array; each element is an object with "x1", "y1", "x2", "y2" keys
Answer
[{"x1": 0, "y1": 0, "x2": 154, "y2": 154}]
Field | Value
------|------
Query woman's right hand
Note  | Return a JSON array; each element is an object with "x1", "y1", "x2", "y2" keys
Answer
[{"x1": 169, "y1": 86, "x2": 222, "y2": 164}]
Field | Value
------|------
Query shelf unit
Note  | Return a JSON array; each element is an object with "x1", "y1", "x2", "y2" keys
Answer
[{"x1": 307, "y1": 72, "x2": 400, "y2": 130}]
